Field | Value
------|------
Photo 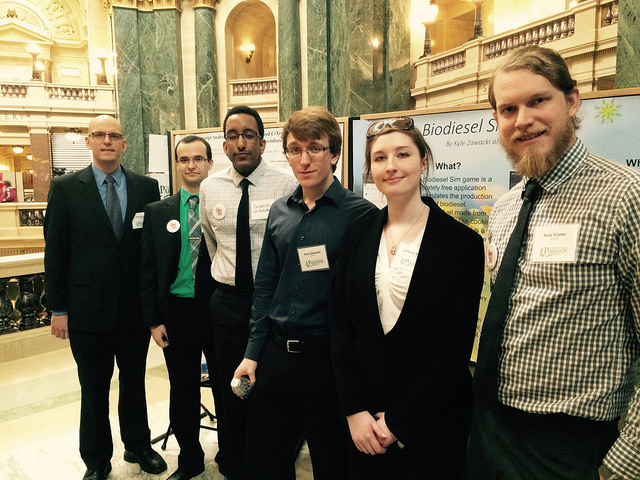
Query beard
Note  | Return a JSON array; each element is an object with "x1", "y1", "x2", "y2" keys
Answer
[{"x1": 501, "y1": 116, "x2": 576, "y2": 179}]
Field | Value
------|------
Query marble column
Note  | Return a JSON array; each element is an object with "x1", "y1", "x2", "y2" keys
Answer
[
  {"x1": 278, "y1": 0, "x2": 302, "y2": 120},
  {"x1": 113, "y1": 7, "x2": 183, "y2": 174},
  {"x1": 306, "y1": 0, "x2": 329, "y2": 108},
  {"x1": 29, "y1": 132, "x2": 51, "y2": 203},
  {"x1": 113, "y1": 7, "x2": 146, "y2": 174},
  {"x1": 195, "y1": 7, "x2": 219, "y2": 128},
  {"x1": 615, "y1": 0, "x2": 640, "y2": 88},
  {"x1": 328, "y1": 0, "x2": 351, "y2": 116},
  {"x1": 386, "y1": 0, "x2": 411, "y2": 112}
]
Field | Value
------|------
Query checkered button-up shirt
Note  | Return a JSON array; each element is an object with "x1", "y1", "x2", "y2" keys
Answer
[{"x1": 487, "y1": 139, "x2": 640, "y2": 478}]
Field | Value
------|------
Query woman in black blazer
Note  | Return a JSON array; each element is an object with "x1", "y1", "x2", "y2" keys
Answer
[{"x1": 329, "y1": 117, "x2": 485, "y2": 479}]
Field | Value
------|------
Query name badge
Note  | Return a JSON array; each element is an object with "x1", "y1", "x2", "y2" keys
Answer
[
  {"x1": 395, "y1": 245, "x2": 419, "y2": 268},
  {"x1": 132, "y1": 212, "x2": 145, "y2": 229},
  {"x1": 298, "y1": 245, "x2": 330, "y2": 272},
  {"x1": 251, "y1": 199, "x2": 273, "y2": 221},
  {"x1": 530, "y1": 224, "x2": 580, "y2": 263}
]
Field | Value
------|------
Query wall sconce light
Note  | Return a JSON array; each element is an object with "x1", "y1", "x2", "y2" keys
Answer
[
  {"x1": 420, "y1": 1, "x2": 439, "y2": 58},
  {"x1": 26, "y1": 43, "x2": 41, "y2": 81},
  {"x1": 95, "y1": 50, "x2": 109, "y2": 85},
  {"x1": 472, "y1": 0, "x2": 486, "y2": 39},
  {"x1": 12, "y1": 146, "x2": 24, "y2": 154},
  {"x1": 244, "y1": 44, "x2": 255, "y2": 63}
]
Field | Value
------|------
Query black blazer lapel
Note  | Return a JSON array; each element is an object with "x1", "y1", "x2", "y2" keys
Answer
[{"x1": 76, "y1": 165, "x2": 113, "y2": 234}]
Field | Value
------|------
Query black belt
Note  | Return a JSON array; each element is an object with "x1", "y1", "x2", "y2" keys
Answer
[
  {"x1": 215, "y1": 283, "x2": 253, "y2": 297},
  {"x1": 272, "y1": 329, "x2": 329, "y2": 354}
]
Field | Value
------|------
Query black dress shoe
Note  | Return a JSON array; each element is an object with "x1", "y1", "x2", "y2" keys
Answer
[
  {"x1": 82, "y1": 463, "x2": 111, "y2": 480},
  {"x1": 166, "y1": 465, "x2": 205, "y2": 480},
  {"x1": 124, "y1": 447, "x2": 167, "y2": 474}
]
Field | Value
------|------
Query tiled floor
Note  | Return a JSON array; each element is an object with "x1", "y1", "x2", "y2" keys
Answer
[{"x1": 0, "y1": 336, "x2": 313, "y2": 479}]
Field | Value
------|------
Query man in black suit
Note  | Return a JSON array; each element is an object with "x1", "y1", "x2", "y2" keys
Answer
[
  {"x1": 44, "y1": 114, "x2": 167, "y2": 480},
  {"x1": 141, "y1": 135, "x2": 217, "y2": 480}
]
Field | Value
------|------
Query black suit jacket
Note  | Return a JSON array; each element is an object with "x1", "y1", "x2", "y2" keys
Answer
[
  {"x1": 329, "y1": 197, "x2": 485, "y2": 449},
  {"x1": 44, "y1": 164, "x2": 160, "y2": 332},
  {"x1": 140, "y1": 192, "x2": 215, "y2": 329}
]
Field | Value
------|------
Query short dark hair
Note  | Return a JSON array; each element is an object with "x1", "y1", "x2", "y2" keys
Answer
[
  {"x1": 175, "y1": 135, "x2": 212, "y2": 160},
  {"x1": 223, "y1": 105, "x2": 264, "y2": 139}
]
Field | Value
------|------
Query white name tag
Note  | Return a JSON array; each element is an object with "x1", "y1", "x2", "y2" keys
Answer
[
  {"x1": 251, "y1": 199, "x2": 274, "y2": 221},
  {"x1": 531, "y1": 224, "x2": 580, "y2": 263},
  {"x1": 298, "y1": 245, "x2": 330, "y2": 272},
  {"x1": 132, "y1": 212, "x2": 145, "y2": 229},
  {"x1": 396, "y1": 245, "x2": 419, "y2": 268}
]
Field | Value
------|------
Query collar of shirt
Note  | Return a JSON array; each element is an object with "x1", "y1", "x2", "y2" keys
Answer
[
  {"x1": 287, "y1": 176, "x2": 343, "y2": 210},
  {"x1": 530, "y1": 139, "x2": 587, "y2": 195},
  {"x1": 92, "y1": 163, "x2": 124, "y2": 187},
  {"x1": 229, "y1": 159, "x2": 267, "y2": 188},
  {"x1": 179, "y1": 187, "x2": 198, "y2": 207}
]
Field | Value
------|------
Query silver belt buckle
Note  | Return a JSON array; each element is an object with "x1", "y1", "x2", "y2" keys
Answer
[{"x1": 286, "y1": 339, "x2": 302, "y2": 353}]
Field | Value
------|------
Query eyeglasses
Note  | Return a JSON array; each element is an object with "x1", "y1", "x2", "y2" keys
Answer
[
  {"x1": 366, "y1": 117, "x2": 415, "y2": 138},
  {"x1": 224, "y1": 130, "x2": 261, "y2": 142},
  {"x1": 89, "y1": 132, "x2": 124, "y2": 141},
  {"x1": 177, "y1": 156, "x2": 209, "y2": 165},
  {"x1": 284, "y1": 145, "x2": 331, "y2": 159}
]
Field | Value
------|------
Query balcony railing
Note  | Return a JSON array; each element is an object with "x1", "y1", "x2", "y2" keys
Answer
[
  {"x1": 230, "y1": 77, "x2": 278, "y2": 97},
  {"x1": 412, "y1": 0, "x2": 619, "y2": 109}
]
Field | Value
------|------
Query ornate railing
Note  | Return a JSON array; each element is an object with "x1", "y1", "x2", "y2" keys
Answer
[
  {"x1": 45, "y1": 85, "x2": 98, "y2": 101},
  {"x1": 0, "y1": 83, "x2": 28, "y2": 97},
  {"x1": 432, "y1": 51, "x2": 466, "y2": 76},
  {"x1": 230, "y1": 77, "x2": 278, "y2": 97},
  {"x1": 483, "y1": 14, "x2": 575, "y2": 61}
]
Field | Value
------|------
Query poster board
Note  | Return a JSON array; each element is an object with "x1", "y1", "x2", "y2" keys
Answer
[
  {"x1": 169, "y1": 118, "x2": 349, "y2": 194},
  {"x1": 351, "y1": 88, "x2": 640, "y2": 359}
]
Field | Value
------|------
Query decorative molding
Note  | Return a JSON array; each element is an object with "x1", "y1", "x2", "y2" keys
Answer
[{"x1": 111, "y1": 0, "x2": 181, "y2": 10}]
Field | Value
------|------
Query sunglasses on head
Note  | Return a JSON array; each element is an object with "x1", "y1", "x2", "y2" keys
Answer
[{"x1": 366, "y1": 116, "x2": 415, "y2": 138}]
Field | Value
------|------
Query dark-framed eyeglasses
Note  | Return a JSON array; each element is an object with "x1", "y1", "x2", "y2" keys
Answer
[
  {"x1": 284, "y1": 145, "x2": 331, "y2": 159},
  {"x1": 89, "y1": 132, "x2": 124, "y2": 141},
  {"x1": 365, "y1": 117, "x2": 415, "y2": 138},
  {"x1": 176, "y1": 156, "x2": 209, "y2": 165},
  {"x1": 224, "y1": 130, "x2": 261, "y2": 142}
]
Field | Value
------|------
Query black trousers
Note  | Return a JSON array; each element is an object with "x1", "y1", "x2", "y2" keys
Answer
[
  {"x1": 69, "y1": 316, "x2": 151, "y2": 469},
  {"x1": 163, "y1": 295, "x2": 216, "y2": 472},
  {"x1": 466, "y1": 403, "x2": 619, "y2": 480},
  {"x1": 245, "y1": 334, "x2": 350, "y2": 480},
  {"x1": 209, "y1": 287, "x2": 252, "y2": 479}
]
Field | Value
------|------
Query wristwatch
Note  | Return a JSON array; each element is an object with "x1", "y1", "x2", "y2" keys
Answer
[{"x1": 599, "y1": 464, "x2": 624, "y2": 480}]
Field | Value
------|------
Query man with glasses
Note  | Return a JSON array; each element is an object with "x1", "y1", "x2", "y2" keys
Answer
[
  {"x1": 44, "y1": 114, "x2": 166, "y2": 480},
  {"x1": 141, "y1": 136, "x2": 216, "y2": 480},
  {"x1": 233, "y1": 106, "x2": 378, "y2": 480},
  {"x1": 199, "y1": 105, "x2": 297, "y2": 479}
]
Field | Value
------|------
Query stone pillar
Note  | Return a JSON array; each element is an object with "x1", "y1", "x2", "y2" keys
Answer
[
  {"x1": 30, "y1": 131, "x2": 51, "y2": 202},
  {"x1": 278, "y1": 0, "x2": 302, "y2": 120},
  {"x1": 306, "y1": 0, "x2": 329, "y2": 108},
  {"x1": 112, "y1": 5, "x2": 183, "y2": 174},
  {"x1": 195, "y1": 6, "x2": 219, "y2": 128},
  {"x1": 328, "y1": 0, "x2": 351, "y2": 116},
  {"x1": 615, "y1": 0, "x2": 640, "y2": 88},
  {"x1": 113, "y1": 7, "x2": 146, "y2": 174}
]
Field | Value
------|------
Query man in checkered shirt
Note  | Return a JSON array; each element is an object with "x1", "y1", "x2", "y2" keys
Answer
[{"x1": 466, "y1": 46, "x2": 640, "y2": 480}]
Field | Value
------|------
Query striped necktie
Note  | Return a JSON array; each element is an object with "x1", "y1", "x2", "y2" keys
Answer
[{"x1": 188, "y1": 195, "x2": 201, "y2": 284}]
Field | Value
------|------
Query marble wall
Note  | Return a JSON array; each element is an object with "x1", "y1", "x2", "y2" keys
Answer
[
  {"x1": 306, "y1": 0, "x2": 412, "y2": 118},
  {"x1": 278, "y1": 0, "x2": 303, "y2": 120},
  {"x1": 615, "y1": 0, "x2": 640, "y2": 88},
  {"x1": 113, "y1": 8, "x2": 183, "y2": 175},
  {"x1": 195, "y1": 7, "x2": 220, "y2": 128}
]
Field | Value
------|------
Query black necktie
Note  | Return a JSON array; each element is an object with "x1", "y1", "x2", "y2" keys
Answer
[
  {"x1": 473, "y1": 179, "x2": 541, "y2": 413},
  {"x1": 236, "y1": 179, "x2": 253, "y2": 294},
  {"x1": 105, "y1": 175, "x2": 124, "y2": 240}
]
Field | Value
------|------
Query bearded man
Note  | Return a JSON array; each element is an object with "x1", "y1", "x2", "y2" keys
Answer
[{"x1": 466, "y1": 46, "x2": 640, "y2": 480}]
